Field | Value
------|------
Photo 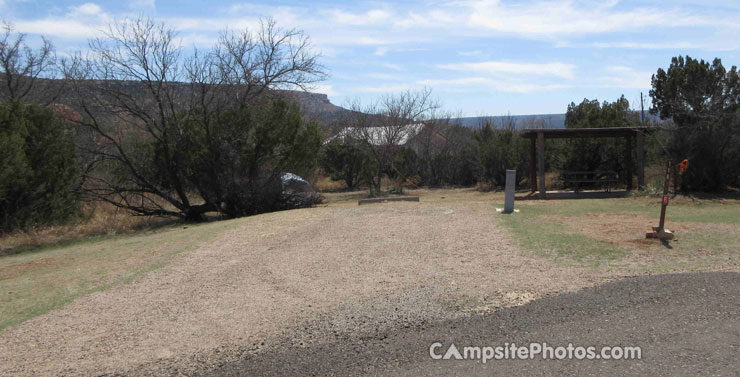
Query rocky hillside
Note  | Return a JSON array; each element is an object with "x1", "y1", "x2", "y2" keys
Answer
[{"x1": 275, "y1": 90, "x2": 350, "y2": 123}]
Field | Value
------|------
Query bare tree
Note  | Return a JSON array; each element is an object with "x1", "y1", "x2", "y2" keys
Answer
[
  {"x1": 0, "y1": 21, "x2": 60, "y2": 104},
  {"x1": 344, "y1": 89, "x2": 439, "y2": 193},
  {"x1": 214, "y1": 19, "x2": 325, "y2": 106},
  {"x1": 64, "y1": 17, "x2": 325, "y2": 220}
]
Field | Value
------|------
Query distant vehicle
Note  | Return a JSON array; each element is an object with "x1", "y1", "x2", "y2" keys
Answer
[{"x1": 281, "y1": 173, "x2": 319, "y2": 208}]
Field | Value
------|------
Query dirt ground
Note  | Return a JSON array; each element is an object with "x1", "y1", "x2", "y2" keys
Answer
[
  {"x1": 0, "y1": 189, "x2": 733, "y2": 376},
  {"x1": 545, "y1": 212, "x2": 738, "y2": 249}
]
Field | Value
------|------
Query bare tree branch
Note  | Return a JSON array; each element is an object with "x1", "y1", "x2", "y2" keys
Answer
[{"x1": 0, "y1": 21, "x2": 61, "y2": 104}]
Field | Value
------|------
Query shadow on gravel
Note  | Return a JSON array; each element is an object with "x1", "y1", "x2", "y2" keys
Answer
[{"x1": 193, "y1": 272, "x2": 739, "y2": 377}]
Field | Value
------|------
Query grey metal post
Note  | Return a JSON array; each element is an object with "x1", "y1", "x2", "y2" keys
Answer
[{"x1": 504, "y1": 169, "x2": 516, "y2": 213}]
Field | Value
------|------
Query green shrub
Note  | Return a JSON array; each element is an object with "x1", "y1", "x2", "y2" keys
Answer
[
  {"x1": 320, "y1": 140, "x2": 371, "y2": 189},
  {"x1": 474, "y1": 124, "x2": 529, "y2": 187},
  {"x1": 180, "y1": 99, "x2": 322, "y2": 218},
  {"x1": 0, "y1": 101, "x2": 80, "y2": 232},
  {"x1": 651, "y1": 56, "x2": 740, "y2": 191},
  {"x1": 560, "y1": 96, "x2": 639, "y2": 183}
]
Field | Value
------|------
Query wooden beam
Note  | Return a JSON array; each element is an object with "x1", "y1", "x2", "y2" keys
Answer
[
  {"x1": 520, "y1": 127, "x2": 653, "y2": 139},
  {"x1": 636, "y1": 131, "x2": 645, "y2": 189},
  {"x1": 529, "y1": 137, "x2": 537, "y2": 192},
  {"x1": 358, "y1": 196, "x2": 420, "y2": 205},
  {"x1": 537, "y1": 132, "x2": 546, "y2": 199}
]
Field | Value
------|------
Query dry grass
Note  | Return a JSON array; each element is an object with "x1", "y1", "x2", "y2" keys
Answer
[
  {"x1": 313, "y1": 174, "x2": 415, "y2": 193},
  {"x1": 313, "y1": 174, "x2": 348, "y2": 191},
  {"x1": 0, "y1": 217, "x2": 242, "y2": 331},
  {"x1": 0, "y1": 202, "x2": 175, "y2": 256}
]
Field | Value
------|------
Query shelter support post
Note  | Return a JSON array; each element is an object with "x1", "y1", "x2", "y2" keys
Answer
[
  {"x1": 537, "y1": 132, "x2": 546, "y2": 199},
  {"x1": 529, "y1": 137, "x2": 537, "y2": 193},
  {"x1": 625, "y1": 135, "x2": 633, "y2": 191},
  {"x1": 636, "y1": 131, "x2": 645, "y2": 190}
]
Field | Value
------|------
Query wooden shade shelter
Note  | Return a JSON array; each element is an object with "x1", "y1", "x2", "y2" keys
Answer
[{"x1": 520, "y1": 127, "x2": 653, "y2": 199}]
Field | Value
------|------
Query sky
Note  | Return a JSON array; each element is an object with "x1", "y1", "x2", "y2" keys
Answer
[{"x1": 2, "y1": 0, "x2": 740, "y2": 116}]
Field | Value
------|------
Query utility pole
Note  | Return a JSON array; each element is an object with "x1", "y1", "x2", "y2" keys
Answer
[{"x1": 640, "y1": 92, "x2": 645, "y2": 125}]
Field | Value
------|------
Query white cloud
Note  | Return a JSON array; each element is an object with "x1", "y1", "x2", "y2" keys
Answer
[
  {"x1": 12, "y1": 3, "x2": 111, "y2": 40},
  {"x1": 328, "y1": 9, "x2": 391, "y2": 26},
  {"x1": 439, "y1": 61, "x2": 576, "y2": 79},
  {"x1": 589, "y1": 41, "x2": 701, "y2": 50},
  {"x1": 14, "y1": 19, "x2": 103, "y2": 39},
  {"x1": 70, "y1": 3, "x2": 103, "y2": 16},
  {"x1": 426, "y1": 58, "x2": 577, "y2": 93},
  {"x1": 381, "y1": 63, "x2": 403, "y2": 71},
  {"x1": 12, "y1": 0, "x2": 734, "y2": 52},
  {"x1": 458, "y1": 50, "x2": 485, "y2": 57},
  {"x1": 418, "y1": 77, "x2": 569, "y2": 93},
  {"x1": 365, "y1": 72, "x2": 403, "y2": 80},
  {"x1": 352, "y1": 83, "x2": 417, "y2": 93},
  {"x1": 596, "y1": 66, "x2": 652, "y2": 89},
  {"x1": 464, "y1": 0, "x2": 716, "y2": 39},
  {"x1": 163, "y1": 16, "x2": 261, "y2": 33},
  {"x1": 373, "y1": 46, "x2": 428, "y2": 56},
  {"x1": 394, "y1": 9, "x2": 457, "y2": 28},
  {"x1": 580, "y1": 40, "x2": 740, "y2": 52},
  {"x1": 129, "y1": 0, "x2": 156, "y2": 11},
  {"x1": 310, "y1": 83, "x2": 339, "y2": 97}
]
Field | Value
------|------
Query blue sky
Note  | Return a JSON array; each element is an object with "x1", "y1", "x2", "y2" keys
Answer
[{"x1": 3, "y1": 0, "x2": 739, "y2": 116}]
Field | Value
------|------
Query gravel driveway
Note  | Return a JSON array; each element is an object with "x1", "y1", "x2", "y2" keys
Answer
[{"x1": 0, "y1": 193, "x2": 612, "y2": 376}]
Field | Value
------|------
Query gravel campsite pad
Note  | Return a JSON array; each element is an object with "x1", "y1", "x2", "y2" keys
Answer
[{"x1": 0, "y1": 190, "x2": 737, "y2": 376}]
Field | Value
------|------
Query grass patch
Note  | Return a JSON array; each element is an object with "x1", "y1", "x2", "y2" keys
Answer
[
  {"x1": 0, "y1": 218, "x2": 242, "y2": 331},
  {"x1": 496, "y1": 196, "x2": 740, "y2": 268},
  {"x1": 496, "y1": 203, "x2": 625, "y2": 265},
  {"x1": 539, "y1": 196, "x2": 740, "y2": 224}
]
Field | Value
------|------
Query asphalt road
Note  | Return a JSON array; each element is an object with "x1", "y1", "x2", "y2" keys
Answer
[{"x1": 193, "y1": 272, "x2": 740, "y2": 376}]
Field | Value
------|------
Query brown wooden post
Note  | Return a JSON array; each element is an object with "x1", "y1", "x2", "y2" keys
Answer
[
  {"x1": 658, "y1": 160, "x2": 671, "y2": 231},
  {"x1": 537, "y1": 132, "x2": 546, "y2": 199},
  {"x1": 636, "y1": 131, "x2": 645, "y2": 189},
  {"x1": 625, "y1": 135, "x2": 633, "y2": 191},
  {"x1": 529, "y1": 137, "x2": 537, "y2": 192}
]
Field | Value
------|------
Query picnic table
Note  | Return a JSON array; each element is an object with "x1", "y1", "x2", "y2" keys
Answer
[{"x1": 561, "y1": 171, "x2": 619, "y2": 192}]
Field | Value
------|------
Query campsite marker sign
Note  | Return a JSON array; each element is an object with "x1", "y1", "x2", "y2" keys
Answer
[{"x1": 646, "y1": 159, "x2": 689, "y2": 240}]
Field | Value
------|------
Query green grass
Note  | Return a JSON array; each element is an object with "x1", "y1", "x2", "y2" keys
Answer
[
  {"x1": 0, "y1": 219, "x2": 243, "y2": 331},
  {"x1": 496, "y1": 196, "x2": 740, "y2": 268},
  {"x1": 520, "y1": 196, "x2": 739, "y2": 223},
  {"x1": 496, "y1": 203, "x2": 625, "y2": 266}
]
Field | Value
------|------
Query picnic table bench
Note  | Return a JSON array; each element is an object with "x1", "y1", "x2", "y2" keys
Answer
[{"x1": 561, "y1": 171, "x2": 619, "y2": 193}]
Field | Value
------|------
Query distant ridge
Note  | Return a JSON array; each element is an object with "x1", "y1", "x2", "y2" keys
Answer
[
  {"x1": 1, "y1": 76, "x2": 662, "y2": 129},
  {"x1": 450, "y1": 112, "x2": 664, "y2": 129},
  {"x1": 452, "y1": 114, "x2": 567, "y2": 129}
]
